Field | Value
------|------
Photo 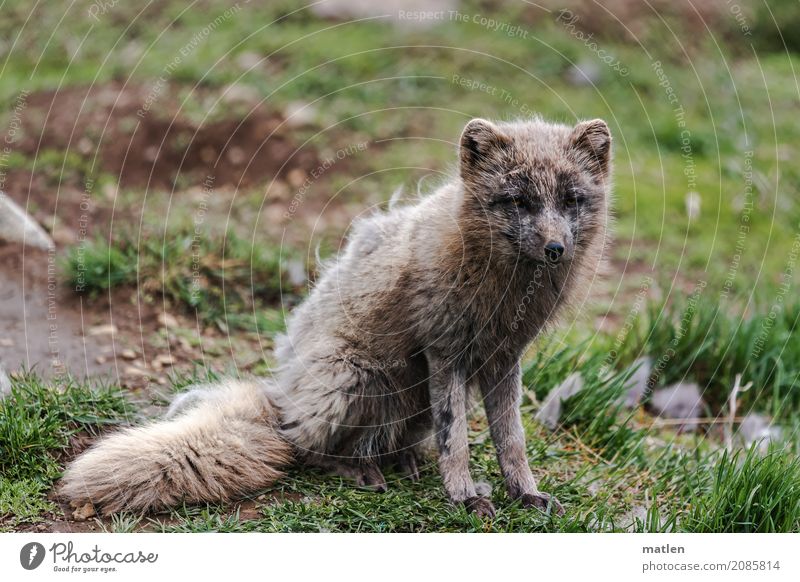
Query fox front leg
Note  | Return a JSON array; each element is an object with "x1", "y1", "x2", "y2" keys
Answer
[
  {"x1": 480, "y1": 363, "x2": 564, "y2": 516},
  {"x1": 426, "y1": 352, "x2": 495, "y2": 518}
]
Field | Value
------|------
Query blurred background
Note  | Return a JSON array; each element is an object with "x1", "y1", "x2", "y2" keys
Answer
[{"x1": 1, "y1": 0, "x2": 800, "y2": 532}]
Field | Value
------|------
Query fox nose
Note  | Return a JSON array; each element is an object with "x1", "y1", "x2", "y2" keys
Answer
[{"x1": 544, "y1": 241, "x2": 565, "y2": 263}]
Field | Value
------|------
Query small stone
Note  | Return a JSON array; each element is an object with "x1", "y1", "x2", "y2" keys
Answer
[
  {"x1": 236, "y1": 51, "x2": 263, "y2": 70},
  {"x1": 0, "y1": 338, "x2": 14, "y2": 347},
  {"x1": 226, "y1": 146, "x2": 246, "y2": 165},
  {"x1": 685, "y1": 191, "x2": 701, "y2": 222},
  {"x1": 120, "y1": 349, "x2": 137, "y2": 360},
  {"x1": 72, "y1": 503, "x2": 96, "y2": 521},
  {"x1": 283, "y1": 101, "x2": 318, "y2": 128},
  {"x1": 157, "y1": 313, "x2": 179, "y2": 328},
  {"x1": 143, "y1": 145, "x2": 159, "y2": 162},
  {"x1": 535, "y1": 373, "x2": 584, "y2": 430},
  {"x1": 286, "y1": 168, "x2": 308, "y2": 189},
  {"x1": 221, "y1": 83, "x2": 260, "y2": 106},
  {"x1": 0, "y1": 191, "x2": 56, "y2": 250},
  {"x1": 123, "y1": 365, "x2": 149, "y2": 377},
  {"x1": 95, "y1": 355, "x2": 107, "y2": 364},
  {"x1": 0, "y1": 364, "x2": 11, "y2": 398},
  {"x1": 102, "y1": 182, "x2": 119, "y2": 201},
  {"x1": 286, "y1": 259, "x2": 307, "y2": 287},
  {"x1": 737, "y1": 413, "x2": 782, "y2": 452},
  {"x1": 566, "y1": 60, "x2": 601, "y2": 87},
  {"x1": 649, "y1": 382, "x2": 705, "y2": 430},
  {"x1": 52, "y1": 226, "x2": 77, "y2": 246},
  {"x1": 87, "y1": 324, "x2": 118, "y2": 336},
  {"x1": 621, "y1": 357, "x2": 652, "y2": 408},
  {"x1": 154, "y1": 354, "x2": 175, "y2": 367}
]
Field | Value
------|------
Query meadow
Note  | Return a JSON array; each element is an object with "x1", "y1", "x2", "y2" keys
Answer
[{"x1": 0, "y1": 0, "x2": 798, "y2": 532}]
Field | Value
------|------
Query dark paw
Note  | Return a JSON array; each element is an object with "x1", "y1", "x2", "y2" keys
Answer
[
  {"x1": 519, "y1": 492, "x2": 565, "y2": 516},
  {"x1": 395, "y1": 450, "x2": 420, "y2": 482},
  {"x1": 464, "y1": 496, "x2": 496, "y2": 519},
  {"x1": 355, "y1": 463, "x2": 388, "y2": 493}
]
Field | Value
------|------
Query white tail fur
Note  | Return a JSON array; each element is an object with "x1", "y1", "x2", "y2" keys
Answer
[{"x1": 60, "y1": 379, "x2": 292, "y2": 515}]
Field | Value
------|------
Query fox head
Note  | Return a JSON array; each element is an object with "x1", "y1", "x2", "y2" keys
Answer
[{"x1": 458, "y1": 117, "x2": 611, "y2": 266}]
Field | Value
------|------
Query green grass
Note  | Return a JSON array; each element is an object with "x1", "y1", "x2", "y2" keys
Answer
[
  {"x1": 1, "y1": 296, "x2": 799, "y2": 532},
  {"x1": 1, "y1": 0, "x2": 799, "y2": 533},
  {"x1": 636, "y1": 297, "x2": 800, "y2": 419},
  {"x1": 0, "y1": 374, "x2": 131, "y2": 529},
  {"x1": 682, "y1": 446, "x2": 800, "y2": 532},
  {"x1": 64, "y1": 228, "x2": 299, "y2": 331}
]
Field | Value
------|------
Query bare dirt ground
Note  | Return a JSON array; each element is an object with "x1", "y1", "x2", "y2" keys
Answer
[{"x1": 0, "y1": 83, "x2": 341, "y2": 392}]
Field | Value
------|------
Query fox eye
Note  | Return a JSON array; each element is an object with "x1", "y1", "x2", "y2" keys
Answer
[{"x1": 564, "y1": 189, "x2": 584, "y2": 208}]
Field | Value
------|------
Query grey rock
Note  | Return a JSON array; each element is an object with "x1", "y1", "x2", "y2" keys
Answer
[
  {"x1": 649, "y1": 382, "x2": 705, "y2": 429},
  {"x1": 286, "y1": 259, "x2": 307, "y2": 287},
  {"x1": 737, "y1": 412, "x2": 782, "y2": 452},
  {"x1": 535, "y1": 372, "x2": 584, "y2": 430},
  {"x1": 621, "y1": 357, "x2": 652, "y2": 408},
  {"x1": 0, "y1": 364, "x2": 11, "y2": 398},
  {"x1": 566, "y1": 60, "x2": 602, "y2": 87},
  {"x1": 311, "y1": 0, "x2": 459, "y2": 29},
  {"x1": 0, "y1": 192, "x2": 55, "y2": 250}
]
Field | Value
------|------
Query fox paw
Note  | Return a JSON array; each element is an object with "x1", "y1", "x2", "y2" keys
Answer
[
  {"x1": 394, "y1": 450, "x2": 421, "y2": 482},
  {"x1": 464, "y1": 496, "x2": 496, "y2": 519},
  {"x1": 519, "y1": 492, "x2": 564, "y2": 516},
  {"x1": 355, "y1": 463, "x2": 388, "y2": 493}
]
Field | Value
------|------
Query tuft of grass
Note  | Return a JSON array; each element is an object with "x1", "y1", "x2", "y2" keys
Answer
[
  {"x1": 0, "y1": 374, "x2": 130, "y2": 528},
  {"x1": 639, "y1": 298, "x2": 800, "y2": 418},
  {"x1": 681, "y1": 446, "x2": 800, "y2": 533},
  {"x1": 64, "y1": 229, "x2": 300, "y2": 330}
]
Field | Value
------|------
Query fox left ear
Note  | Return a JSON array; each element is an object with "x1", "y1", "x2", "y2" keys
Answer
[{"x1": 570, "y1": 119, "x2": 612, "y2": 180}]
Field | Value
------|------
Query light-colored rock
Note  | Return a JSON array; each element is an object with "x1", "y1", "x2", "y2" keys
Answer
[
  {"x1": 123, "y1": 365, "x2": 149, "y2": 377},
  {"x1": 649, "y1": 382, "x2": 705, "y2": 430},
  {"x1": 87, "y1": 324, "x2": 118, "y2": 336},
  {"x1": 286, "y1": 259, "x2": 307, "y2": 287},
  {"x1": 535, "y1": 372, "x2": 584, "y2": 430},
  {"x1": 120, "y1": 349, "x2": 137, "y2": 360},
  {"x1": 153, "y1": 354, "x2": 175, "y2": 367},
  {"x1": 311, "y1": 0, "x2": 459, "y2": 29},
  {"x1": 0, "y1": 192, "x2": 55, "y2": 250},
  {"x1": 566, "y1": 60, "x2": 601, "y2": 87},
  {"x1": 685, "y1": 191, "x2": 701, "y2": 222},
  {"x1": 0, "y1": 364, "x2": 11, "y2": 398},
  {"x1": 221, "y1": 83, "x2": 260, "y2": 106},
  {"x1": 72, "y1": 502, "x2": 96, "y2": 521},
  {"x1": 157, "y1": 312, "x2": 179, "y2": 328},
  {"x1": 235, "y1": 51, "x2": 263, "y2": 70},
  {"x1": 621, "y1": 357, "x2": 652, "y2": 408},
  {"x1": 283, "y1": 101, "x2": 318, "y2": 128},
  {"x1": 737, "y1": 413, "x2": 782, "y2": 452}
]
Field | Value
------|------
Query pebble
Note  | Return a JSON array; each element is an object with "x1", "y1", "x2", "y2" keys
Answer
[
  {"x1": 535, "y1": 373, "x2": 585, "y2": 430},
  {"x1": 649, "y1": 382, "x2": 706, "y2": 430},
  {"x1": 87, "y1": 324, "x2": 118, "y2": 336},
  {"x1": 72, "y1": 503, "x2": 96, "y2": 521}
]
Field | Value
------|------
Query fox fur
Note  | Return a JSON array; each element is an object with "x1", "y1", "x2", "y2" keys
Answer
[{"x1": 60, "y1": 117, "x2": 612, "y2": 517}]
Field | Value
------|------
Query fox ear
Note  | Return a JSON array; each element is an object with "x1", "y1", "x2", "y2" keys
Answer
[
  {"x1": 570, "y1": 119, "x2": 612, "y2": 180},
  {"x1": 459, "y1": 119, "x2": 511, "y2": 182}
]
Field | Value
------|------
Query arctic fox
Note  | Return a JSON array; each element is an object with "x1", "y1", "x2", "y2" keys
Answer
[{"x1": 61, "y1": 117, "x2": 612, "y2": 518}]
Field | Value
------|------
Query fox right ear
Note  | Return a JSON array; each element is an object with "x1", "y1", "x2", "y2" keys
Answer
[{"x1": 459, "y1": 119, "x2": 511, "y2": 181}]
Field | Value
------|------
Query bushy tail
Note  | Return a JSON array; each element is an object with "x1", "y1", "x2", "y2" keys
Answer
[{"x1": 60, "y1": 379, "x2": 292, "y2": 515}]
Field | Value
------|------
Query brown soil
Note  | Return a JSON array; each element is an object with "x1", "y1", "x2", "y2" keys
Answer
[{"x1": 19, "y1": 83, "x2": 317, "y2": 190}]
